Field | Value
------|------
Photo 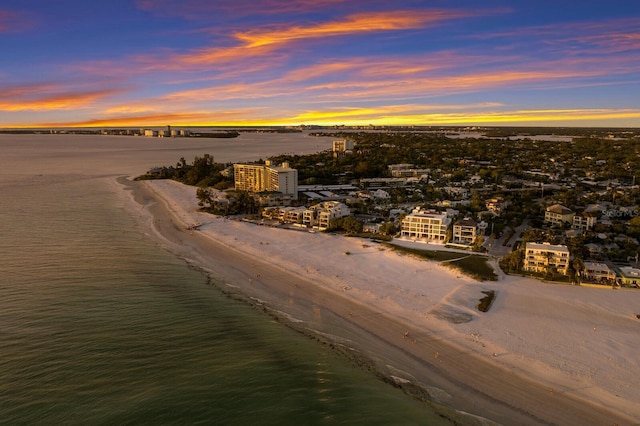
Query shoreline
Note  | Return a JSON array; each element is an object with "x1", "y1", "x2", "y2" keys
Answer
[{"x1": 121, "y1": 177, "x2": 637, "y2": 425}]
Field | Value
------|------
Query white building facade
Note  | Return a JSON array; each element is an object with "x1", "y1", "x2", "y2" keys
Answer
[
  {"x1": 303, "y1": 201, "x2": 350, "y2": 230},
  {"x1": 524, "y1": 242, "x2": 570, "y2": 276},
  {"x1": 400, "y1": 208, "x2": 451, "y2": 243}
]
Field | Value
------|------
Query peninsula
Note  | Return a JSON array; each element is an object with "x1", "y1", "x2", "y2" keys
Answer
[{"x1": 129, "y1": 177, "x2": 639, "y2": 425}]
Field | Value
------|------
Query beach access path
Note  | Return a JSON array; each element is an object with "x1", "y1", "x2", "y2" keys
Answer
[{"x1": 122, "y1": 178, "x2": 639, "y2": 426}]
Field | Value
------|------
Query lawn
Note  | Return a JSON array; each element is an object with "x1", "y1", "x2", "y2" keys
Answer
[{"x1": 386, "y1": 244, "x2": 498, "y2": 281}]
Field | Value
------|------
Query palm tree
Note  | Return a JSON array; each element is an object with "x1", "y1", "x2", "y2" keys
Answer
[{"x1": 572, "y1": 257, "x2": 585, "y2": 284}]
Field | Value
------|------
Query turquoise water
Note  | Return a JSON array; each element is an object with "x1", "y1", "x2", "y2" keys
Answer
[{"x1": 0, "y1": 136, "x2": 451, "y2": 425}]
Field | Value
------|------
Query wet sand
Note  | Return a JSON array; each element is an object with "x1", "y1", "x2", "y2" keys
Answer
[{"x1": 126, "y1": 178, "x2": 635, "y2": 426}]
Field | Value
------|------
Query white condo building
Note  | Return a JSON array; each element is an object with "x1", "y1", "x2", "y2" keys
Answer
[
  {"x1": 523, "y1": 242, "x2": 570, "y2": 276},
  {"x1": 303, "y1": 201, "x2": 350, "y2": 230},
  {"x1": 400, "y1": 208, "x2": 451, "y2": 243}
]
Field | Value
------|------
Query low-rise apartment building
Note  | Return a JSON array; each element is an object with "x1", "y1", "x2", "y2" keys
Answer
[
  {"x1": 618, "y1": 266, "x2": 640, "y2": 287},
  {"x1": 400, "y1": 208, "x2": 451, "y2": 243},
  {"x1": 573, "y1": 212, "x2": 597, "y2": 231},
  {"x1": 262, "y1": 206, "x2": 306, "y2": 223},
  {"x1": 303, "y1": 201, "x2": 350, "y2": 230},
  {"x1": 451, "y1": 218, "x2": 478, "y2": 245},
  {"x1": 544, "y1": 204, "x2": 575, "y2": 226},
  {"x1": 524, "y1": 242, "x2": 570, "y2": 276},
  {"x1": 582, "y1": 261, "x2": 616, "y2": 283}
]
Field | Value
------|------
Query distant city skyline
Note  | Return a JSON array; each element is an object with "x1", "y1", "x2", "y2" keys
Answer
[{"x1": 1, "y1": 1, "x2": 639, "y2": 128}]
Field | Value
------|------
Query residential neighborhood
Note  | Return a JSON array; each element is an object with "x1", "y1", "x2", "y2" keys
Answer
[{"x1": 141, "y1": 127, "x2": 640, "y2": 287}]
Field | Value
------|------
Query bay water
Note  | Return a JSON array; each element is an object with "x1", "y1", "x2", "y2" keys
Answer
[{"x1": 0, "y1": 134, "x2": 450, "y2": 425}]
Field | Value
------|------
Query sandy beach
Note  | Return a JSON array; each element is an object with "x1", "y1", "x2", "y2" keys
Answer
[{"x1": 123, "y1": 177, "x2": 640, "y2": 425}]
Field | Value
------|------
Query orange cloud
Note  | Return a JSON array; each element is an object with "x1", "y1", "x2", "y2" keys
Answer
[
  {"x1": 96, "y1": 9, "x2": 473, "y2": 75},
  {"x1": 70, "y1": 7, "x2": 499, "y2": 82},
  {"x1": 301, "y1": 64, "x2": 624, "y2": 103},
  {"x1": 30, "y1": 109, "x2": 272, "y2": 128},
  {"x1": 235, "y1": 9, "x2": 472, "y2": 48},
  {"x1": 0, "y1": 85, "x2": 124, "y2": 112},
  {"x1": 134, "y1": 53, "x2": 627, "y2": 112}
]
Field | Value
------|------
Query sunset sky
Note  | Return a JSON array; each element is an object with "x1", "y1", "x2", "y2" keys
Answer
[{"x1": 2, "y1": 1, "x2": 639, "y2": 128}]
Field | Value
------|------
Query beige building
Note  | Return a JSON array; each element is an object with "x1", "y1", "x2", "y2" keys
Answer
[
  {"x1": 582, "y1": 262, "x2": 616, "y2": 283},
  {"x1": 400, "y1": 208, "x2": 451, "y2": 243},
  {"x1": 451, "y1": 218, "x2": 478, "y2": 245},
  {"x1": 572, "y1": 212, "x2": 597, "y2": 231},
  {"x1": 618, "y1": 266, "x2": 640, "y2": 287},
  {"x1": 332, "y1": 139, "x2": 354, "y2": 156},
  {"x1": 262, "y1": 206, "x2": 306, "y2": 223},
  {"x1": 234, "y1": 161, "x2": 298, "y2": 199},
  {"x1": 303, "y1": 201, "x2": 350, "y2": 230},
  {"x1": 485, "y1": 197, "x2": 507, "y2": 215},
  {"x1": 524, "y1": 242, "x2": 570, "y2": 276},
  {"x1": 544, "y1": 204, "x2": 574, "y2": 226}
]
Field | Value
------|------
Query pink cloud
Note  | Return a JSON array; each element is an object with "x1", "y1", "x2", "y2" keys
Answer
[
  {"x1": 70, "y1": 8, "x2": 478, "y2": 79},
  {"x1": 471, "y1": 17, "x2": 640, "y2": 55},
  {"x1": 33, "y1": 109, "x2": 267, "y2": 128},
  {"x1": 135, "y1": 0, "x2": 352, "y2": 20},
  {"x1": 0, "y1": 9, "x2": 35, "y2": 32},
  {"x1": 0, "y1": 82, "x2": 124, "y2": 112}
]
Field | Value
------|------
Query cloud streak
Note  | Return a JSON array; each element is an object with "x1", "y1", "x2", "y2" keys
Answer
[
  {"x1": 234, "y1": 9, "x2": 472, "y2": 48},
  {"x1": 0, "y1": 9, "x2": 34, "y2": 32},
  {"x1": 136, "y1": 0, "x2": 351, "y2": 19},
  {"x1": 74, "y1": 8, "x2": 475, "y2": 77},
  {"x1": 0, "y1": 83, "x2": 124, "y2": 112},
  {"x1": 287, "y1": 106, "x2": 640, "y2": 126}
]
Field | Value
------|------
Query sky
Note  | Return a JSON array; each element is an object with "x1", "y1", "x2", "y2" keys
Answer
[{"x1": 1, "y1": 0, "x2": 639, "y2": 128}]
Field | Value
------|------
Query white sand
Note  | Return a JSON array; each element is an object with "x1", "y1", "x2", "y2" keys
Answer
[{"x1": 129, "y1": 178, "x2": 640, "y2": 424}]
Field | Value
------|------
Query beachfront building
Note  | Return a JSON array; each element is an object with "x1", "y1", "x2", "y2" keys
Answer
[
  {"x1": 451, "y1": 218, "x2": 478, "y2": 245},
  {"x1": 523, "y1": 242, "x2": 570, "y2": 276},
  {"x1": 262, "y1": 206, "x2": 306, "y2": 223},
  {"x1": 400, "y1": 208, "x2": 451, "y2": 243},
  {"x1": 234, "y1": 161, "x2": 298, "y2": 200},
  {"x1": 544, "y1": 204, "x2": 574, "y2": 226},
  {"x1": 618, "y1": 266, "x2": 640, "y2": 287},
  {"x1": 582, "y1": 262, "x2": 617, "y2": 284},
  {"x1": 572, "y1": 212, "x2": 597, "y2": 231},
  {"x1": 303, "y1": 201, "x2": 350, "y2": 231}
]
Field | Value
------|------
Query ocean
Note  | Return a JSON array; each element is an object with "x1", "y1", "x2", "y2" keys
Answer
[{"x1": 0, "y1": 134, "x2": 450, "y2": 425}]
